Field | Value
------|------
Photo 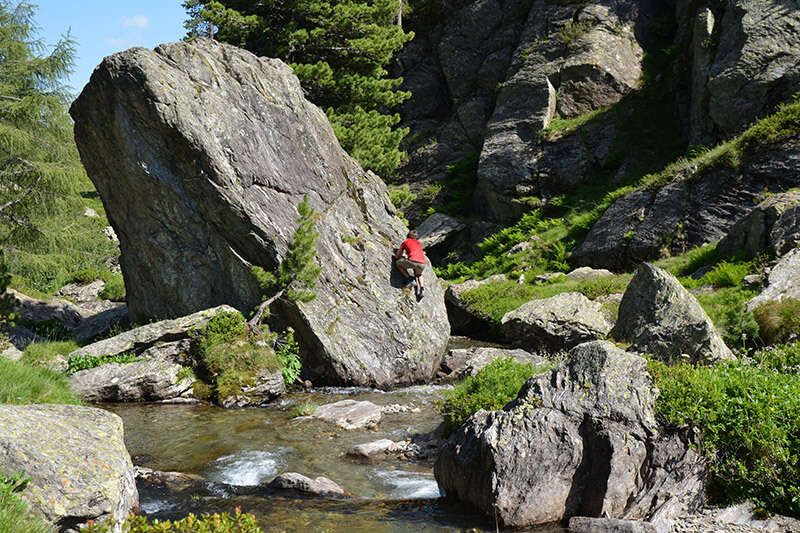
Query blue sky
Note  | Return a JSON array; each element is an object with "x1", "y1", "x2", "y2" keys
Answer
[{"x1": 34, "y1": 1, "x2": 187, "y2": 95}]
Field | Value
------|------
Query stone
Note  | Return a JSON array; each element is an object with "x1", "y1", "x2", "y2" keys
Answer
[
  {"x1": 435, "y1": 341, "x2": 705, "y2": 529},
  {"x1": 612, "y1": 264, "x2": 734, "y2": 364},
  {"x1": 567, "y1": 266, "x2": 614, "y2": 282},
  {"x1": 347, "y1": 439, "x2": 404, "y2": 461},
  {"x1": 417, "y1": 212, "x2": 466, "y2": 249},
  {"x1": 0, "y1": 325, "x2": 39, "y2": 361},
  {"x1": 266, "y1": 472, "x2": 346, "y2": 497},
  {"x1": 441, "y1": 346, "x2": 547, "y2": 381},
  {"x1": 73, "y1": 302, "x2": 129, "y2": 344},
  {"x1": 312, "y1": 399, "x2": 383, "y2": 430},
  {"x1": 102, "y1": 225, "x2": 118, "y2": 243},
  {"x1": 444, "y1": 274, "x2": 507, "y2": 341},
  {"x1": 83, "y1": 207, "x2": 100, "y2": 218},
  {"x1": 70, "y1": 358, "x2": 195, "y2": 403},
  {"x1": 748, "y1": 248, "x2": 800, "y2": 311},
  {"x1": 8, "y1": 288, "x2": 83, "y2": 330},
  {"x1": 217, "y1": 370, "x2": 286, "y2": 408},
  {"x1": 56, "y1": 280, "x2": 106, "y2": 304},
  {"x1": 569, "y1": 517, "x2": 656, "y2": 533},
  {"x1": 71, "y1": 38, "x2": 449, "y2": 388},
  {"x1": 0, "y1": 405, "x2": 138, "y2": 530},
  {"x1": 572, "y1": 136, "x2": 800, "y2": 270},
  {"x1": 718, "y1": 190, "x2": 800, "y2": 260},
  {"x1": 501, "y1": 292, "x2": 613, "y2": 352}
]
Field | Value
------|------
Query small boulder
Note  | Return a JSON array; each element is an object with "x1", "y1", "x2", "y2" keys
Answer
[
  {"x1": 501, "y1": 292, "x2": 613, "y2": 352},
  {"x1": 70, "y1": 359, "x2": 195, "y2": 403},
  {"x1": 217, "y1": 369, "x2": 286, "y2": 408},
  {"x1": 567, "y1": 267, "x2": 614, "y2": 282},
  {"x1": 312, "y1": 399, "x2": 383, "y2": 430},
  {"x1": 8, "y1": 288, "x2": 83, "y2": 329},
  {"x1": 1, "y1": 325, "x2": 39, "y2": 361},
  {"x1": 748, "y1": 248, "x2": 800, "y2": 311},
  {"x1": 612, "y1": 264, "x2": 734, "y2": 364},
  {"x1": 441, "y1": 346, "x2": 547, "y2": 381},
  {"x1": 444, "y1": 274, "x2": 507, "y2": 341},
  {"x1": 56, "y1": 280, "x2": 106, "y2": 304},
  {"x1": 347, "y1": 439, "x2": 405, "y2": 461},
  {"x1": 417, "y1": 212, "x2": 467, "y2": 263},
  {"x1": 0, "y1": 405, "x2": 138, "y2": 530},
  {"x1": 266, "y1": 472, "x2": 346, "y2": 497},
  {"x1": 569, "y1": 517, "x2": 656, "y2": 533},
  {"x1": 717, "y1": 191, "x2": 800, "y2": 260}
]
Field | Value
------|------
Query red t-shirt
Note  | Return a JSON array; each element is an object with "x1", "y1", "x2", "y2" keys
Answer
[{"x1": 400, "y1": 238, "x2": 426, "y2": 264}]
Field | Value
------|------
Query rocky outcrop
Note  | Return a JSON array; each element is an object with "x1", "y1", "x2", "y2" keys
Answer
[
  {"x1": 501, "y1": 292, "x2": 614, "y2": 352},
  {"x1": 748, "y1": 248, "x2": 800, "y2": 311},
  {"x1": 435, "y1": 341, "x2": 705, "y2": 530},
  {"x1": 70, "y1": 358, "x2": 195, "y2": 403},
  {"x1": 71, "y1": 39, "x2": 448, "y2": 388},
  {"x1": 572, "y1": 136, "x2": 800, "y2": 270},
  {"x1": 444, "y1": 274, "x2": 506, "y2": 340},
  {"x1": 266, "y1": 472, "x2": 347, "y2": 497},
  {"x1": 440, "y1": 345, "x2": 546, "y2": 381},
  {"x1": 717, "y1": 190, "x2": 800, "y2": 259},
  {"x1": 612, "y1": 264, "x2": 733, "y2": 364},
  {"x1": 417, "y1": 212, "x2": 467, "y2": 264},
  {"x1": 0, "y1": 405, "x2": 138, "y2": 530}
]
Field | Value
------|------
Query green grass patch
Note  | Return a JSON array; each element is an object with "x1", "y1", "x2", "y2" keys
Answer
[
  {"x1": 0, "y1": 357, "x2": 80, "y2": 405},
  {"x1": 66, "y1": 352, "x2": 141, "y2": 374},
  {"x1": 541, "y1": 107, "x2": 610, "y2": 139},
  {"x1": 650, "y1": 359, "x2": 800, "y2": 516},
  {"x1": 0, "y1": 472, "x2": 54, "y2": 533},
  {"x1": 753, "y1": 298, "x2": 800, "y2": 346},
  {"x1": 290, "y1": 401, "x2": 318, "y2": 417},
  {"x1": 83, "y1": 509, "x2": 262, "y2": 532},
  {"x1": 750, "y1": 342, "x2": 800, "y2": 373},
  {"x1": 695, "y1": 287, "x2": 760, "y2": 351},
  {"x1": 440, "y1": 357, "x2": 551, "y2": 434},
  {"x1": 20, "y1": 340, "x2": 79, "y2": 369}
]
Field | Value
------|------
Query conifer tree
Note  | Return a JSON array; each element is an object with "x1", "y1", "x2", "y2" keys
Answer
[
  {"x1": 248, "y1": 196, "x2": 322, "y2": 328},
  {"x1": 183, "y1": 0, "x2": 413, "y2": 178}
]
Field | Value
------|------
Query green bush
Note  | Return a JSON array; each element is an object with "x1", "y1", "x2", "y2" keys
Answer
[
  {"x1": 696, "y1": 287, "x2": 760, "y2": 350},
  {"x1": 66, "y1": 352, "x2": 141, "y2": 374},
  {"x1": 696, "y1": 261, "x2": 750, "y2": 288},
  {"x1": 440, "y1": 357, "x2": 550, "y2": 434},
  {"x1": 388, "y1": 184, "x2": 416, "y2": 212},
  {"x1": 650, "y1": 359, "x2": 800, "y2": 515},
  {"x1": 194, "y1": 312, "x2": 248, "y2": 356},
  {"x1": 275, "y1": 328, "x2": 301, "y2": 385},
  {"x1": 68, "y1": 268, "x2": 126, "y2": 302},
  {"x1": 290, "y1": 401, "x2": 317, "y2": 417},
  {"x1": 0, "y1": 357, "x2": 80, "y2": 405},
  {"x1": 751, "y1": 342, "x2": 800, "y2": 373},
  {"x1": 83, "y1": 509, "x2": 262, "y2": 532},
  {"x1": 753, "y1": 298, "x2": 800, "y2": 345},
  {"x1": 20, "y1": 340, "x2": 79, "y2": 368},
  {"x1": 0, "y1": 472, "x2": 54, "y2": 533}
]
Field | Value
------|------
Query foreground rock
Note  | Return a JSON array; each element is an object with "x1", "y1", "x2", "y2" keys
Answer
[
  {"x1": 266, "y1": 473, "x2": 346, "y2": 497},
  {"x1": 0, "y1": 405, "x2": 137, "y2": 530},
  {"x1": 717, "y1": 191, "x2": 800, "y2": 260},
  {"x1": 440, "y1": 346, "x2": 547, "y2": 381},
  {"x1": 311, "y1": 399, "x2": 383, "y2": 430},
  {"x1": 435, "y1": 341, "x2": 705, "y2": 529},
  {"x1": 71, "y1": 38, "x2": 448, "y2": 388},
  {"x1": 612, "y1": 264, "x2": 734, "y2": 364},
  {"x1": 501, "y1": 292, "x2": 613, "y2": 352},
  {"x1": 748, "y1": 248, "x2": 800, "y2": 311},
  {"x1": 70, "y1": 358, "x2": 195, "y2": 403}
]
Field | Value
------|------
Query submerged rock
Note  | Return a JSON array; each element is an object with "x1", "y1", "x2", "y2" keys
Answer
[
  {"x1": 266, "y1": 472, "x2": 347, "y2": 497},
  {"x1": 748, "y1": 248, "x2": 800, "y2": 311},
  {"x1": 71, "y1": 38, "x2": 448, "y2": 388},
  {"x1": 501, "y1": 292, "x2": 613, "y2": 352},
  {"x1": 435, "y1": 341, "x2": 705, "y2": 529},
  {"x1": 0, "y1": 405, "x2": 138, "y2": 530},
  {"x1": 612, "y1": 264, "x2": 733, "y2": 364},
  {"x1": 70, "y1": 358, "x2": 195, "y2": 403},
  {"x1": 312, "y1": 399, "x2": 383, "y2": 430}
]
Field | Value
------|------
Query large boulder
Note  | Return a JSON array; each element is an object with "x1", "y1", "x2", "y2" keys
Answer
[
  {"x1": 0, "y1": 405, "x2": 138, "y2": 530},
  {"x1": 748, "y1": 248, "x2": 800, "y2": 311},
  {"x1": 717, "y1": 190, "x2": 800, "y2": 259},
  {"x1": 440, "y1": 345, "x2": 547, "y2": 381},
  {"x1": 70, "y1": 358, "x2": 195, "y2": 403},
  {"x1": 501, "y1": 292, "x2": 613, "y2": 352},
  {"x1": 611, "y1": 264, "x2": 733, "y2": 364},
  {"x1": 70, "y1": 39, "x2": 449, "y2": 388},
  {"x1": 435, "y1": 341, "x2": 705, "y2": 529}
]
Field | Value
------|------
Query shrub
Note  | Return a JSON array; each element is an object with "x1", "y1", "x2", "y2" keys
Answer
[
  {"x1": 751, "y1": 342, "x2": 800, "y2": 373},
  {"x1": 83, "y1": 508, "x2": 262, "y2": 532},
  {"x1": 290, "y1": 401, "x2": 317, "y2": 417},
  {"x1": 0, "y1": 472, "x2": 54, "y2": 533},
  {"x1": 649, "y1": 359, "x2": 800, "y2": 515},
  {"x1": 753, "y1": 298, "x2": 800, "y2": 345},
  {"x1": 21, "y1": 340, "x2": 79, "y2": 368},
  {"x1": 194, "y1": 312, "x2": 248, "y2": 356},
  {"x1": 388, "y1": 184, "x2": 416, "y2": 212},
  {"x1": 696, "y1": 287, "x2": 760, "y2": 350},
  {"x1": 697, "y1": 261, "x2": 750, "y2": 288},
  {"x1": 0, "y1": 357, "x2": 80, "y2": 405},
  {"x1": 275, "y1": 328, "x2": 301, "y2": 385},
  {"x1": 66, "y1": 352, "x2": 141, "y2": 374},
  {"x1": 440, "y1": 357, "x2": 550, "y2": 434}
]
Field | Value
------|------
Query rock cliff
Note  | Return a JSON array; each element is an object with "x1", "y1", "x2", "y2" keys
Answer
[{"x1": 71, "y1": 39, "x2": 449, "y2": 388}]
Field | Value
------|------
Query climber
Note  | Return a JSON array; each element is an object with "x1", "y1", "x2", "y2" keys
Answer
[{"x1": 395, "y1": 229, "x2": 427, "y2": 301}]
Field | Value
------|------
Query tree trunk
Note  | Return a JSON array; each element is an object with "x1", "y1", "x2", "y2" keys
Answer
[
  {"x1": 397, "y1": 0, "x2": 403, "y2": 29},
  {"x1": 247, "y1": 289, "x2": 285, "y2": 330}
]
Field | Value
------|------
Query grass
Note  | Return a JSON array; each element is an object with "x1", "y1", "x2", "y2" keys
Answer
[
  {"x1": 67, "y1": 268, "x2": 125, "y2": 302},
  {"x1": 650, "y1": 358, "x2": 800, "y2": 516},
  {"x1": 0, "y1": 357, "x2": 80, "y2": 405},
  {"x1": 66, "y1": 352, "x2": 141, "y2": 374},
  {"x1": 695, "y1": 287, "x2": 760, "y2": 351},
  {"x1": 83, "y1": 509, "x2": 262, "y2": 532},
  {"x1": 440, "y1": 357, "x2": 552, "y2": 434},
  {"x1": 753, "y1": 299, "x2": 800, "y2": 345},
  {"x1": 750, "y1": 342, "x2": 800, "y2": 373},
  {"x1": 290, "y1": 401, "x2": 318, "y2": 417},
  {"x1": 0, "y1": 472, "x2": 54, "y2": 533},
  {"x1": 541, "y1": 107, "x2": 610, "y2": 139},
  {"x1": 20, "y1": 340, "x2": 79, "y2": 369}
]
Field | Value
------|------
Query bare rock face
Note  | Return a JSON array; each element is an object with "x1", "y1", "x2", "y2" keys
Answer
[
  {"x1": 501, "y1": 292, "x2": 613, "y2": 352},
  {"x1": 718, "y1": 190, "x2": 800, "y2": 260},
  {"x1": 70, "y1": 358, "x2": 196, "y2": 403},
  {"x1": 435, "y1": 341, "x2": 705, "y2": 530},
  {"x1": 70, "y1": 39, "x2": 449, "y2": 388},
  {"x1": 748, "y1": 248, "x2": 800, "y2": 311},
  {"x1": 0, "y1": 405, "x2": 138, "y2": 530},
  {"x1": 612, "y1": 264, "x2": 734, "y2": 364}
]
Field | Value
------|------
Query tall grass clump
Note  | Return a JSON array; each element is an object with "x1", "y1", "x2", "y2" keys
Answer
[
  {"x1": 753, "y1": 298, "x2": 800, "y2": 345},
  {"x1": 0, "y1": 472, "x2": 54, "y2": 533},
  {"x1": 0, "y1": 357, "x2": 80, "y2": 405}
]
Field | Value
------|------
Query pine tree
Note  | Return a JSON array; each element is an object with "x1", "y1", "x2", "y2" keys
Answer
[
  {"x1": 183, "y1": 0, "x2": 413, "y2": 178},
  {"x1": 248, "y1": 196, "x2": 322, "y2": 328}
]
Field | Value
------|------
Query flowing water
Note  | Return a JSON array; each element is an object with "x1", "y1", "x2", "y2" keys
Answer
[{"x1": 106, "y1": 384, "x2": 562, "y2": 531}]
